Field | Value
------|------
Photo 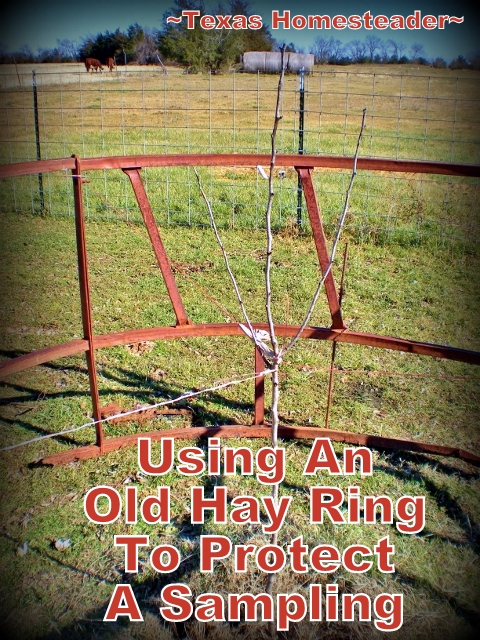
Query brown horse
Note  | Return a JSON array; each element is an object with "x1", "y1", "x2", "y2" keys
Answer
[
  {"x1": 106, "y1": 57, "x2": 115, "y2": 72},
  {"x1": 85, "y1": 58, "x2": 103, "y2": 72}
]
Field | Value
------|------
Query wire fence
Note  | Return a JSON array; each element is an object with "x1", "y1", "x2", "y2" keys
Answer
[{"x1": 0, "y1": 64, "x2": 479, "y2": 248}]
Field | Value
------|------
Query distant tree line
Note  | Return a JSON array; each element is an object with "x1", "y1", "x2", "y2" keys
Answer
[{"x1": 0, "y1": 0, "x2": 479, "y2": 72}]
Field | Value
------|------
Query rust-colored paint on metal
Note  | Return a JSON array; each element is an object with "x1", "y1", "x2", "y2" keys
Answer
[
  {"x1": 325, "y1": 243, "x2": 349, "y2": 428},
  {"x1": 1, "y1": 323, "x2": 480, "y2": 381},
  {"x1": 39, "y1": 424, "x2": 480, "y2": 467},
  {"x1": 72, "y1": 156, "x2": 103, "y2": 449},
  {"x1": 123, "y1": 168, "x2": 190, "y2": 326},
  {"x1": 100, "y1": 403, "x2": 192, "y2": 424},
  {"x1": 1, "y1": 153, "x2": 480, "y2": 467},
  {"x1": 2, "y1": 155, "x2": 480, "y2": 179},
  {"x1": 254, "y1": 345, "x2": 265, "y2": 425},
  {"x1": 296, "y1": 166, "x2": 345, "y2": 329}
]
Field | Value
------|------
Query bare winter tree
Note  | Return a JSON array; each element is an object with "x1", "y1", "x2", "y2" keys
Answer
[
  {"x1": 410, "y1": 43, "x2": 425, "y2": 61},
  {"x1": 365, "y1": 34, "x2": 382, "y2": 60},
  {"x1": 347, "y1": 39, "x2": 367, "y2": 62},
  {"x1": 134, "y1": 28, "x2": 160, "y2": 64},
  {"x1": 311, "y1": 36, "x2": 335, "y2": 63},
  {"x1": 57, "y1": 39, "x2": 79, "y2": 61},
  {"x1": 194, "y1": 45, "x2": 366, "y2": 638}
]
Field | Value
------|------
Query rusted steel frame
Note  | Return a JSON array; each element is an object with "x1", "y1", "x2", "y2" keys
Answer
[
  {"x1": 122, "y1": 168, "x2": 190, "y2": 326},
  {"x1": 254, "y1": 346, "x2": 265, "y2": 425},
  {"x1": 72, "y1": 156, "x2": 103, "y2": 449},
  {"x1": 296, "y1": 166, "x2": 345, "y2": 329},
  {"x1": 325, "y1": 243, "x2": 349, "y2": 428},
  {"x1": 90, "y1": 328, "x2": 475, "y2": 366},
  {"x1": 2, "y1": 323, "x2": 479, "y2": 381},
  {"x1": 0, "y1": 339, "x2": 89, "y2": 379},
  {"x1": 2, "y1": 154, "x2": 480, "y2": 180},
  {"x1": 39, "y1": 424, "x2": 480, "y2": 467}
]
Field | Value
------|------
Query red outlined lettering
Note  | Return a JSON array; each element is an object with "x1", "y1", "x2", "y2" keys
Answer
[
  {"x1": 230, "y1": 496, "x2": 260, "y2": 525},
  {"x1": 125, "y1": 486, "x2": 137, "y2": 524},
  {"x1": 141, "y1": 486, "x2": 170, "y2": 524},
  {"x1": 277, "y1": 594, "x2": 307, "y2": 631},
  {"x1": 84, "y1": 486, "x2": 121, "y2": 524},
  {"x1": 374, "y1": 535, "x2": 395, "y2": 573},
  {"x1": 195, "y1": 593, "x2": 225, "y2": 621},
  {"x1": 256, "y1": 544, "x2": 286, "y2": 573},
  {"x1": 342, "y1": 545, "x2": 372, "y2": 573},
  {"x1": 191, "y1": 486, "x2": 227, "y2": 524},
  {"x1": 177, "y1": 446, "x2": 204, "y2": 475},
  {"x1": 207, "y1": 437, "x2": 220, "y2": 475},
  {"x1": 363, "y1": 11, "x2": 373, "y2": 29},
  {"x1": 396, "y1": 495, "x2": 425, "y2": 534},
  {"x1": 216, "y1": 15, "x2": 232, "y2": 29},
  {"x1": 200, "y1": 535, "x2": 232, "y2": 572},
  {"x1": 310, "y1": 545, "x2": 341, "y2": 573},
  {"x1": 343, "y1": 593, "x2": 372, "y2": 621},
  {"x1": 325, "y1": 583, "x2": 339, "y2": 621},
  {"x1": 234, "y1": 544, "x2": 256, "y2": 572},
  {"x1": 261, "y1": 496, "x2": 292, "y2": 534},
  {"x1": 114, "y1": 535, "x2": 149, "y2": 573},
  {"x1": 138, "y1": 437, "x2": 173, "y2": 475},
  {"x1": 423, "y1": 15, "x2": 437, "y2": 29},
  {"x1": 343, "y1": 447, "x2": 373, "y2": 475},
  {"x1": 272, "y1": 10, "x2": 290, "y2": 29},
  {"x1": 292, "y1": 15, "x2": 307, "y2": 29},
  {"x1": 374, "y1": 594, "x2": 403, "y2": 631},
  {"x1": 308, "y1": 15, "x2": 331, "y2": 29},
  {"x1": 374, "y1": 15, "x2": 389, "y2": 29},
  {"x1": 364, "y1": 495, "x2": 394, "y2": 524},
  {"x1": 224, "y1": 446, "x2": 253, "y2": 475},
  {"x1": 256, "y1": 447, "x2": 285, "y2": 484},
  {"x1": 348, "y1": 15, "x2": 362, "y2": 29},
  {"x1": 159, "y1": 584, "x2": 193, "y2": 622},
  {"x1": 310, "y1": 487, "x2": 345, "y2": 524},
  {"x1": 303, "y1": 439, "x2": 342, "y2": 475},
  {"x1": 406, "y1": 11, "x2": 421, "y2": 29},
  {"x1": 310, "y1": 584, "x2": 322, "y2": 621},
  {"x1": 183, "y1": 10, "x2": 200, "y2": 29},
  {"x1": 332, "y1": 15, "x2": 347, "y2": 29},
  {"x1": 288, "y1": 536, "x2": 308, "y2": 573},
  {"x1": 150, "y1": 545, "x2": 181, "y2": 573},
  {"x1": 104, "y1": 584, "x2": 143, "y2": 621},
  {"x1": 228, "y1": 593, "x2": 274, "y2": 621},
  {"x1": 248, "y1": 15, "x2": 263, "y2": 30},
  {"x1": 390, "y1": 15, "x2": 405, "y2": 29}
]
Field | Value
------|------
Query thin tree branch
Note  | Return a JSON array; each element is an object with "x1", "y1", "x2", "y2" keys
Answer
[
  {"x1": 281, "y1": 108, "x2": 367, "y2": 357},
  {"x1": 194, "y1": 167, "x2": 264, "y2": 353}
]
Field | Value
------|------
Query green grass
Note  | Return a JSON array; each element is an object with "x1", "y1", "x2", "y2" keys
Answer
[{"x1": 0, "y1": 210, "x2": 479, "y2": 639}]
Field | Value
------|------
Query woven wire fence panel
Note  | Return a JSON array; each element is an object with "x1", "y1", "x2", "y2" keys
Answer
[{"x1": 0, "y1": 64, "x2": 479, "y2": 249}]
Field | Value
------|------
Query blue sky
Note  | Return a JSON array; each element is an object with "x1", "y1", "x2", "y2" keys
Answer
[{"x1": 0, "y1": 1, "x2": 478, "y2": 61}]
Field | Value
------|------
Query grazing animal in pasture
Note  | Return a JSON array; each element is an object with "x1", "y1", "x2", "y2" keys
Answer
[
  {"x1": 85, "y1": 58, "x2": 103, "y2": 72},
  {"x1": 106, "y1": 57, "x2": 115, "y2": 72}
]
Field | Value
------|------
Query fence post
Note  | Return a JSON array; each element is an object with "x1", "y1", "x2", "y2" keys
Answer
[
  {"x1": 32, "y1": 71, "x2": 44, "y2": 212},
  {"x1": 296, "y1": 67, "x2": 305, "y2": 226}
]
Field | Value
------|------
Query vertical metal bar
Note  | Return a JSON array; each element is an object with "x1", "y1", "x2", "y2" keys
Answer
[
  {"x1": 295, "y1": 166, "x2": 345, "y2": 329},
  {"x1": 32, "y1": 71, "x2": 44, "y2": 212},
  {"x1": 123, "y1": 168, "x2": 190, "y2": 326},
  {"x1": 72, "y1": 156, "x2": 103, "y2": 449},
  {"x1": 296, "y1": 67, "x2": 305, "y2": 226},
  {"x1": 254, "y1": 346, "x2": 265, "y2": 425},
  {"x1": 324, "y1": 243, "x2": 348, "y2": 429}
]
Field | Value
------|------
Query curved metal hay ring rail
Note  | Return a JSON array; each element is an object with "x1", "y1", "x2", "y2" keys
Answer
[{"x1": 1, "y1": 153, "x2": 479, "y2": 466}]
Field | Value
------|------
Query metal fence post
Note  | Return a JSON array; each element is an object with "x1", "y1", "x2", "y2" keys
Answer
[
  {"x1": 296, "y1": 67, "x2": 305, "y2": 226},
  {"x1": 32, "y1": 71, "x2": 44, "y2": 212}
]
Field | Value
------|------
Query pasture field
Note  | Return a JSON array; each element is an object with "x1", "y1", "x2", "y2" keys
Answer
[{"x1": 0, "y1": 64, "x2": 479, "y2": 639}]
